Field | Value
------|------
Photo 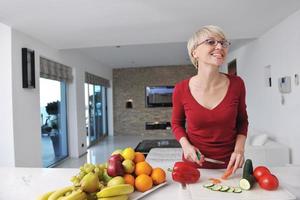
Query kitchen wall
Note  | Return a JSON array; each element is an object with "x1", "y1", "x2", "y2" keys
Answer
[
  {"x1": 0, "y1": 23, "x2": 15, "y2": 166},
  {"x1": 227, "y1": 9, "x2": 300, "y2": 164},
  {"x1": 113, "y1": 65, "x2": 196, "y2": 136},
  {"x1": 1, "y1": 27, "x2": 113, "y2": 167}
]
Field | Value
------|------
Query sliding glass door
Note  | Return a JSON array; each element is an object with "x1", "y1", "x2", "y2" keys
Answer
[
  {"x1": 85, "y1": 83, "x2": 108, "y2": 147},
  {"x1": 40, "y1": 78, "x2": 68, "y2": 167}
]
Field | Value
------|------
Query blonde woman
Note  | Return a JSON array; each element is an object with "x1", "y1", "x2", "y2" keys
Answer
[{"x1": 172, "y1": 25, "x2": 248, "y2": 172}]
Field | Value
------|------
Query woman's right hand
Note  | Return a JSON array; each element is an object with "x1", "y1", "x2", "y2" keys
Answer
[{"x1": 179, "y1": 137, "x2": 204, "y2": 166}]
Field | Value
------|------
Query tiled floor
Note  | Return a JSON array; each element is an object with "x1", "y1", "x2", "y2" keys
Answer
[{"x1": 55, "y1": 133, "x2": 174, "y2": 168}]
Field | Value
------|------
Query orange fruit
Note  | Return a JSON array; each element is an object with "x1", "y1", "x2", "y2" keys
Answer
[
  {"x1": 135, "y1": 161, "x2": 152, "y2": 176},
  {"x1": 135, "y1": 174, "x2": 153, "y2": 192},
  {"x1": 151, "y1": 167, "x2": 166, "y2": 185},
  {"x1": 134, "y1": 152, "x2": 145, "y2": 163},
  {"x1": 124, "y1": 174, "x2": 135, "y2": 186}
]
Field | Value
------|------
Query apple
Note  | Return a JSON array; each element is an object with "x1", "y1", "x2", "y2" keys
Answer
[
  {"x1": 109, "y1": 154, "x2": 124, "y2": 163},
  {"x1": 122, "y1": 159, "x2": 135, "y2": 173},
  {"x1": 122, "y1": 147, "x2": 135, "y2": 160},
  {"x1": 111, "y1": 149, "x2": 123, "y2": 156},
  {"x1": 107, "y1": 176, "x2": 125, "y2": 187},
  {"x1": 107, "y1": 155, "x2": 124, "y2": 177}
]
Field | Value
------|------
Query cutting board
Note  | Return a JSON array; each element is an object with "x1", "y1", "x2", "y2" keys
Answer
[{"x1": 187, "y1": 169, "x2": 296, "y2": 200}]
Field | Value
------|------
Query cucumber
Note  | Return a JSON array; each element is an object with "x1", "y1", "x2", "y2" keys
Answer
[
  {"x1": 239, "y1": 175, "x2": 256, "y2": 190},
  {"x1": 203, "y1": 183, "x2": 214, "y2": 188},
  {"x1": 233, "y1": 187, "x2": 242, "y2": 193},
  {"x1": 227, "y1": 187, "x2": 235, "y2": 193},
  {"x1": 211, "y1": 185, "x2": 222, "y2": 191},
  {"x1": 220, "y1": 185, "x2": 229, "y2": 192},
  {"x1": 243, "y1": 159, "x2": 253, "y2": 177},
  {"x1": 240, "y1": 159, "x2": 256, "y2": 190}
]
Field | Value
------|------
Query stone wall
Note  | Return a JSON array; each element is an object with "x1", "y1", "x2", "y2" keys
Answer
[{"x1": 113, "y1": 65, "x2": 196, "y2": 136}]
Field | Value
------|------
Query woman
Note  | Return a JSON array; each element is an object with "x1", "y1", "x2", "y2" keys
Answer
[{"x1": 171, "y1": 25, "x2": 248, "y2": 172}]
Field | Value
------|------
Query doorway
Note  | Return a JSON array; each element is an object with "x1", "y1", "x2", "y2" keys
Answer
[
  {"x1": 85, "y1": 83, "x2": 108, "y2": 147},
  {"x1": 228, "y1": 59, "x2": 237, "y2": 75},
  {"x1": 40, "y1": 78, "x2": 68, "y2": 167}
]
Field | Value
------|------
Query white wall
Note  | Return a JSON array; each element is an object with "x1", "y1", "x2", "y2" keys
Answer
[
  {"x1": 0, "y1": 23, "x2": 15, "y2": 166},
  {"x1": 9, "y1": 29, "x2": 112, "y2": 167},
  {"x1": 228, "y1": 10, "x2": 300, "y2": 164}
]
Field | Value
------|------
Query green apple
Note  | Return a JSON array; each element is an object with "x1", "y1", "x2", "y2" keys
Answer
[
  {"x1": 111, "y1": 149, "x2": 123, "y2": 156},
  {"x1": 122, "y1": 147, "x2": 135, "y2": 160},
  {"x1": 122, "y1": 159, "x2": 135, "y2": 174},
  {"x1": 107, "y1": 176, "x2": 125, "y2": 187}
]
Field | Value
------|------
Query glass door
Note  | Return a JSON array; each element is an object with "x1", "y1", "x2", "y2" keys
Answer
[
  {"x1": 40, "y1": 78, "x2": 68, "y2": 167},
  {"x1": 85, "y1": 83, "x2": 108, "y2": 147}
]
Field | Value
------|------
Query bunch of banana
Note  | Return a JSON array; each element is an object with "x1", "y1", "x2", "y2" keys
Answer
[
  {"x1": 59, "y1": 189, "x2": 87, "y2": 200},
  {"x1": 98, "y1": 194, "x2": 129, "y2": 200},
  {"x1": 96, "y1": 184, "x2": 134, "y2": 199},
  {"x1": 37, "y1": 186, "x2": 87, "y2": 200}
]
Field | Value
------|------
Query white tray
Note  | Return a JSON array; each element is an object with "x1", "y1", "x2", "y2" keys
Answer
[{"x1": 129, "y1": 182, "x2": 168, "y2": 200}]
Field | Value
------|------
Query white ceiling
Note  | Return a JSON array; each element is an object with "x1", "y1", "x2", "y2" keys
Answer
[{"x1": 1, "y1": 0, "x2": 300, "y2": 68}]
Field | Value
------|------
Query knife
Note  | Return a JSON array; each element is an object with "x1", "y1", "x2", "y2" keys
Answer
[{"x1": 196, "y1": 151, "x2": 225, "y2": 164}]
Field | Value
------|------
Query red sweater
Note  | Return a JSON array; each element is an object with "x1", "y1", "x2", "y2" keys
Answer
[{"x1": 171, "y1": 74, "x2": 248, "y2": 169}]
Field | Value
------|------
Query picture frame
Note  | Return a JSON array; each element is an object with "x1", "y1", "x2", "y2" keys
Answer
[{"x1": 22, "y1": 48, "x2": 35, "y2": 88}]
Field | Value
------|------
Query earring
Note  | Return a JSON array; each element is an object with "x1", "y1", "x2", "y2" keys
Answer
[{"x1": 194, "y1": 59, "x2": 198, "y2": 69}]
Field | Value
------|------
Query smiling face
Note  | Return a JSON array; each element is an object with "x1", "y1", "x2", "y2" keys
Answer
[{"x1": 192, "y1": 34, "x2": 229, "y2": 68}]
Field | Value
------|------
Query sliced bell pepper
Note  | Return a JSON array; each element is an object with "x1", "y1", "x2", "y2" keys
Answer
[
  {"x1": 171, "y1": 161, "x2": 200, "y2": 184},
  {"x1": 221, "y1": 166, "x2": 234, "y2": 180}
]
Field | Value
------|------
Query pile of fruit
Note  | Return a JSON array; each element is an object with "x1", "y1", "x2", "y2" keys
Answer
[{"x1": 37, "y1": 147, "x2": 166, "y2": 200}]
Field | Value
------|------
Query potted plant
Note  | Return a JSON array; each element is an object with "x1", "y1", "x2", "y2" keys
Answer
[{"x1": 45, "y1": 101, "x2": 61, "y2": 156}]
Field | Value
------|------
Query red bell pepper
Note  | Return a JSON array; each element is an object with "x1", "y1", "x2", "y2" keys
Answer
[{"x1": 171, "y1": 161, "x2": 200, "y2": 184}]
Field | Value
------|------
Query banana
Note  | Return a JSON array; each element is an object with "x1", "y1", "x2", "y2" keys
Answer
[
  {"x1": 98, "y1": 194, "x2": 129, "y2": 200},
  {"x1": 61, "y1": 189, "x2": 87, "y2": 200},
  {"x1": 48, "y1": 186, "x2": 74, "y2": 200},
  {"x1": 96, "y1": 184, "x2": 134, "y2": 198},
  {"x1": 36, "y1": 190, "x2": 55, "y2": 200}
]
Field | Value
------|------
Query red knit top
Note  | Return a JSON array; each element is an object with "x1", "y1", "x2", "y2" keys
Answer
[{"x1": 171, "y1": 74, "x2": 248, "y2": 169}]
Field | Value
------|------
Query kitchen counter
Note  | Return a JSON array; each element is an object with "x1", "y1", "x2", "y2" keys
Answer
[
  {"x1": 0, "y1": 148, "x2": 299, "y2": 200},
  {"x1": 146, "y1": 148, "x2": 300, "y2": 200}
]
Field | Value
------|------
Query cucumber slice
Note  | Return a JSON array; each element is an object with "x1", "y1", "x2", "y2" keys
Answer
[
  {"x1": 227, "y1": 187, "x2": 235, "y2": 193},
  {"x1": 211, "y1": 185, "x2": 222, "y2": 191},
  {"x1": 233, "y1": 187, "x2": 242, "y2": 193},
  {"x1": 203, "y1": 183, "x2": 214, "y2": 188},
  {"x1": 220, "y1": 185, "x2": 229, "y2": 192},
  {"x1": 239, "y1": 178, "x2": 251, "y2": 190}
]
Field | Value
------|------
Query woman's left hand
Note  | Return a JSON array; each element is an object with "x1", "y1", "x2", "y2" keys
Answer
[{"x1": 226, "y1": 151, "x2": 244, "y2": 173}]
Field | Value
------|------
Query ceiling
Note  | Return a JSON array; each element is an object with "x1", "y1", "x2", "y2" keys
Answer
[{"x1": 1, "y1": 0, "x2": 300, "y2": 68}]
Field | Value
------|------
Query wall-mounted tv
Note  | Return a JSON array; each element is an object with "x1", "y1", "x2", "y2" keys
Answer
[{"x1": 145, "y1": 86, "x2": 174, "y2": 107}]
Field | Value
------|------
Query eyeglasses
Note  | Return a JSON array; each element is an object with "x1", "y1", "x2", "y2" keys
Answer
[{"x1": 196, "y1": 38, "x2": 231, "y2": 49}]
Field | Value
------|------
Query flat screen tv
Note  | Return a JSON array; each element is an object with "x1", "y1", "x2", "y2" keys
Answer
[{"x1": 145, "y1": 86, "x2": 174, "y2": 107}]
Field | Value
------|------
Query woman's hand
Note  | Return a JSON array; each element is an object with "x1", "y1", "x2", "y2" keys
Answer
[
  {"x1": 226, "y1": 150, "x2": 244, "y2": 173},
  {"x1": 179, "y1": 137, "x2": 204, "y2": 166}
]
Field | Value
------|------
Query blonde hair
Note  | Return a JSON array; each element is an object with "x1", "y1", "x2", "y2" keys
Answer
[{"x1": 187, "y1": 25, "x2": 228, "y2": 68}]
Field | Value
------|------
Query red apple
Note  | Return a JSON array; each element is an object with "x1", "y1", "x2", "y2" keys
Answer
[{"x1": 109, "y1": 154, "x2": 124, "y2": 163}]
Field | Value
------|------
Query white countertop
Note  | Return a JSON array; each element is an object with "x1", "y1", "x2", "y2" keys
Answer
[{"x1": 0, "y1": 148, "x2": 299, "y2": 200}]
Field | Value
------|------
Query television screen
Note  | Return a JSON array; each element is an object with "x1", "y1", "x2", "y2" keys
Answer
[{"x1": 145, "y1": 86, "x2": 174, "y2": 107}]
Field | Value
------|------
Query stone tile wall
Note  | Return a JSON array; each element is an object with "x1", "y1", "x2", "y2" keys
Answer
[{"x1": 113, "y1": 65, "x2": 196, "y2": 136}]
